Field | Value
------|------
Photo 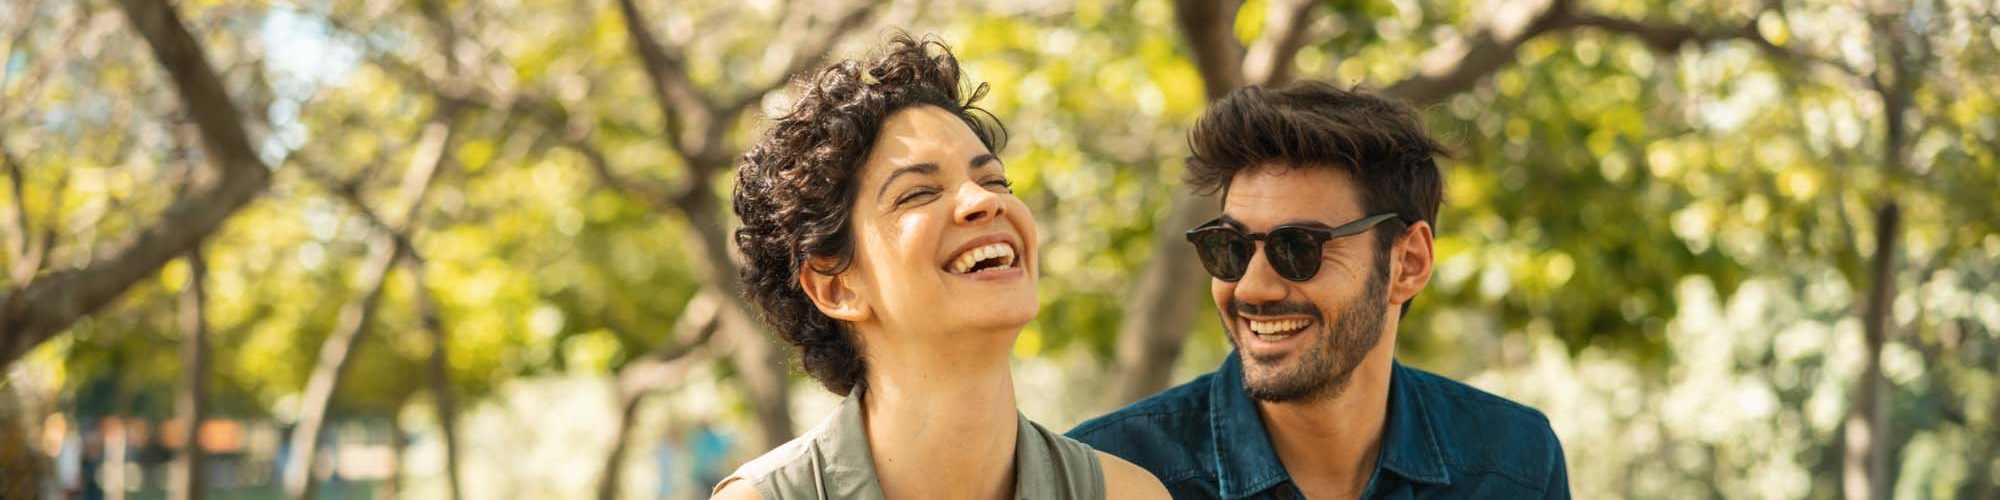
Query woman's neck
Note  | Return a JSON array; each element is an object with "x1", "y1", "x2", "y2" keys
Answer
[{"x1": 859, "y1": 327, "x2": 1020, "y2": 500}]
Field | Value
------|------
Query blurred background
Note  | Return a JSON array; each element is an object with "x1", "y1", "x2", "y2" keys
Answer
[{"x1": 1, "y1": 0, "x2": 1996, "y2": 498}]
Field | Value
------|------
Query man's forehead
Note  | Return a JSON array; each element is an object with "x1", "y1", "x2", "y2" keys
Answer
[{"x1": 1221, "y1": 166, "x2": 1362, "y2": 227}]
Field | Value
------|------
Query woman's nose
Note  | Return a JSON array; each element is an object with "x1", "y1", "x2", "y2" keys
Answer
[{"x1": 953, "y1": 182, "x2": 1005, "y2": 225}]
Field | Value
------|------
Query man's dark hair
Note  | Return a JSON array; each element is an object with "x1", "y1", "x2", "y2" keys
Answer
[
  {"x1": 732, "y1": 33, "x2": 1005, "y2": 396},
  {"x1": 1185, "y1": 81, "x2": 1446, "y2": 252}
]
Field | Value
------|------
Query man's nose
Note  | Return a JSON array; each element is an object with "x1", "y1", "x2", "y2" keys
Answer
[{"x1": 1232, "y1": 243, "x2": 1288, "y2": 305}]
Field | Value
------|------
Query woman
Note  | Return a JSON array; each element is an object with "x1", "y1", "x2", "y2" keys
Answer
[{"x1": 713, "y1": 33, "x2": 1168, "y2": 500}]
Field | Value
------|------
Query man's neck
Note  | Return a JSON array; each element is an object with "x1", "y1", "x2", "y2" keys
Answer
[
  {"x1": 1258, "y1": 331, "x2": 1398, "y2": 500},
  {"x1": 860, "y1": 327, "x2": 1020, "y2": 500}
]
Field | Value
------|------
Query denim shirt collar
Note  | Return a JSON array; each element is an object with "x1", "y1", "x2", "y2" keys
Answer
[{"x1": 1206, "y1": 353, "x2": 1452, "y2": 499}]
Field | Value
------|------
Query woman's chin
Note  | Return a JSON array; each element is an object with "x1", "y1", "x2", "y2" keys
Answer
[{"x1": 952, "y1": 301, "x2": 1039, "y2": 334}]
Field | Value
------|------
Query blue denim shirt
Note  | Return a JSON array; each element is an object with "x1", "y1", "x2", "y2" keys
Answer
[{"x1": 1068, "y1": 353, "x2": 1569, "y2": 499}]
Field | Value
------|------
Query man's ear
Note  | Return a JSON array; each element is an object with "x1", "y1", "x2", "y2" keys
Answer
[
  {"x1": 799, "y1": 257, "x2": 872, "y2": 323},
  {"x1": 1387, "y1": 220, "x2": 1435, "y2": 308}
]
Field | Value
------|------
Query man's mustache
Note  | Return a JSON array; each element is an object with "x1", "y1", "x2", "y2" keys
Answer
[{"x1": 1227, "y1": 299, "x2": 1322, "y2": 321}]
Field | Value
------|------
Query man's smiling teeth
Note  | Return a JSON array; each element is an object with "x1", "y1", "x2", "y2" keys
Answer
[
  {"x1": 948, "y1": 243, "x2": 1016, "y2": 274},
  {"x1": 1248, "y1": 318, "x2": 1310, "y2": 335}
]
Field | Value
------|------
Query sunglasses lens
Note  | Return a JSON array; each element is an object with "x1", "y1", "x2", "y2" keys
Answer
[
  {"x1": 1192, "y1": 229, "x2": 1251, "y2": 281},
  {"x1": 1267, "y1": 228, "x2": 1323, "y2": 281}
]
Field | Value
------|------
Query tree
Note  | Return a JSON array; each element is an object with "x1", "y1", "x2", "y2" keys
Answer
[
  {"x1": 595, "y1": 291, "x2": 720, "y2": 500},
  {"x1": 0, "y1": 0, "x2": 271, "y2": 368},
  {"x1": 170, "y1": 246, "x2": 207, "y2": 500},
  {"x1": 281, "y1": 111, "x2": 455, "y2": 500},
  {"x1": 7, "y1": 0, "x2": 1992, "y2": 497},
  {"x1": 412, "y1": 257, "x2": 465, "y2": 500}
]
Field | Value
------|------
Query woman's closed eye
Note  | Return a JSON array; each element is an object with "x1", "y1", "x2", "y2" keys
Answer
[
  {"x1": 894, "y1": 187, "x2": 940, "y2": 207},
  {"x1": 892, "y1": 176, "x2": 1009, "y2": 208}
]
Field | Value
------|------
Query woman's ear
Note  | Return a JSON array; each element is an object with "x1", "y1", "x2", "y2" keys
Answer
[{"x1": 798, "y1": 257, "x2": 873, "y2": 323}]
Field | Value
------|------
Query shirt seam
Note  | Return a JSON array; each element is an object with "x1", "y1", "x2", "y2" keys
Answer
[
  {"x1": 1438, "y1": 465, "x2": 1546, "y2": 491},
  {"x1": 1069, "y1": 404, "x2": 1206, "y2": 441}
]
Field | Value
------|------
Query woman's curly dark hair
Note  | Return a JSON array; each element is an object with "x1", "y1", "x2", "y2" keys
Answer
[{"x1": 732, "y1": 33, "x2": 1006, "y2": 396}]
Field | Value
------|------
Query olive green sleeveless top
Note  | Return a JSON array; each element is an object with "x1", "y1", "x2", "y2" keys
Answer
[{"x1": 713, "y1": 389, "x2": 1105, "y2": 499}]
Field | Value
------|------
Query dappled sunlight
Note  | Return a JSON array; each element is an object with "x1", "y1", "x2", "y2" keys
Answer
[{"x1": 3, "y1": 0, "x2": 1995, "y2": 498}]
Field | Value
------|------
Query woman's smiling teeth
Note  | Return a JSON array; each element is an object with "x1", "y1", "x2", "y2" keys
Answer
[
  {"x1": 947, "y1": 242, "x2": 1017, "y2": 274},
  {"x1": 1247, "y1": 318, "x2": 1311, "y2": 340}
]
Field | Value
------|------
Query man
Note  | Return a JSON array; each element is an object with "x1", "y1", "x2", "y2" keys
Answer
[{"x1": 1069, "y1": 82, "x2": 1569, "y2": 499}]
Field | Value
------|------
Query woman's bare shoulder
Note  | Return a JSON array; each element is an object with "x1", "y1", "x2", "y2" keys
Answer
[
  {"x1": 1095, "y1": 450, "x2": 1169, "y2": 499},
  {"x1": 709, "y1": 478, "x2": 764, "y2": 500}
]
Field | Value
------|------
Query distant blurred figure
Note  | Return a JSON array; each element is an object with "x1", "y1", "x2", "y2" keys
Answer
[
  {"x1": 687, "y1": 421, "x2": 730, "y2": 494},
  {"x1": 652, "y1": 421, "x2": 688, "y2": 500}
]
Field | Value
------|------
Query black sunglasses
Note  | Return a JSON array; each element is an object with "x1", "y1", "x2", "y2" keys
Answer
[{"x1": 1185, "y1": 213, "x2": 1404, "y2": 282}]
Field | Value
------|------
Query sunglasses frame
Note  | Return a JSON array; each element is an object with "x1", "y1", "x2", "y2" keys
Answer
[{"x1": 1184, "y1": 213, "x2": 1405, "y2": 282}]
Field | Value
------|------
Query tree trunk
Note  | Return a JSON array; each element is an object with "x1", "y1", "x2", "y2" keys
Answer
[
  {"x1": 0, "y1": 382, "x2": 44, "y2": 499},
  {"x1": 1842, "y1": 202, "x2": 1897, "y2": 500},
  {"x1": 413, "y1": 266, "x2": 464, "y2": 500},
  {"x1": 598, "y1": 291, "x2": 724, "y2": 499},
  {"x1": 676, "y1": 169, "x2": 793, "y2": 452},
  {"x1": 170, "y1": 249, "x2": 208, "y2": 500},
  {"x1": 597, "y1": 291, "x2": 723, "y2": 499},
  {"x1": 605, "y1": 0, "x2": 892, "y2": 452},
  {"x1": 283, "y1": 115, "x2": 453, "y2": 500},
  {"x1": 597, "y1": 391, "x2": 646, "y2": 500},
  {"x1": 1845, "y1": 12, "x2": 1914, "y2": 496},
  {"x1": 1108, "y1": 195, "x2": 1217, "y2": 405},
  {"x1": 724, "y1": 315, "x2": 792, "y2": 452},
  {"x1": 379, "y1": 416, "x2": 408, "y2": 500},
  {"x1": 1102, "y1": 0, "x2": 1249, "y2": 410},
  {"x1": 1964, "y1": 386, "x2": 2000, "y2": 499},
  {"x1": 282, "y1": 237, "x2": 405, "y2": 500}
]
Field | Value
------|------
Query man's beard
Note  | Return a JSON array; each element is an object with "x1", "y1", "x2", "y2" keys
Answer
[{"x1": 1225, "y1": 262, "x2": 1389, "y2": 403}]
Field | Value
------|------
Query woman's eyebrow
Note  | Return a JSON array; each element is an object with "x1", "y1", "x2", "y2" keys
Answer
[
  {"x1": 969, "y1": 153, "x2": 1001, "y2": 170},
  {"x1": 875, "y1": 162, "x2": 939, "y2": 199}
]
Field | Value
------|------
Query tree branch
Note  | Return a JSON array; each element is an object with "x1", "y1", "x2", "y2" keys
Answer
[
  {"x1": 292, "y1": 155, "x2": 430, "y2": 261},
  {"x1": 1, "y1": 144, "x2": 31, "y2": 273},
  {"x1": 1173, "y1": 0, "x2": 1247, "y2": 100},
  {"x1": 525, "y1": 98, "x2": 681, "y2": 212},
  {"x1": 1380, "y1": 0, "x2": 1857, "y2": 107},
  {"x1": 1242, "y1": 0, "x2": 1321, "y2": 87},
  {"x1": 0, "y1": 0, "x2": 51, "y2": 121},
  {"x1": 720, "y1": 3, "x2": 880, "y2": 117},
  {"x1": 598, "y1": 0, "x2": 801, "y2": 435},
  {"x1": 20, "y1": 168, "x2": 62, "y2": 285},
  {"x1": 0, "y1": 0, "x2": 272, "y2": 366},
  {"x1": 1564, "y1": 12, "x2": 1754, "y2": 52},
  {"x1": 612, "y1": 0, "x2": 721, "y2": 165},
  {"x1": 615, "y1": 291, "x2": 723, "y2": 397},
  {"x1": 1382, "y1": 0, "x2": 1580, "y2": 105}
]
